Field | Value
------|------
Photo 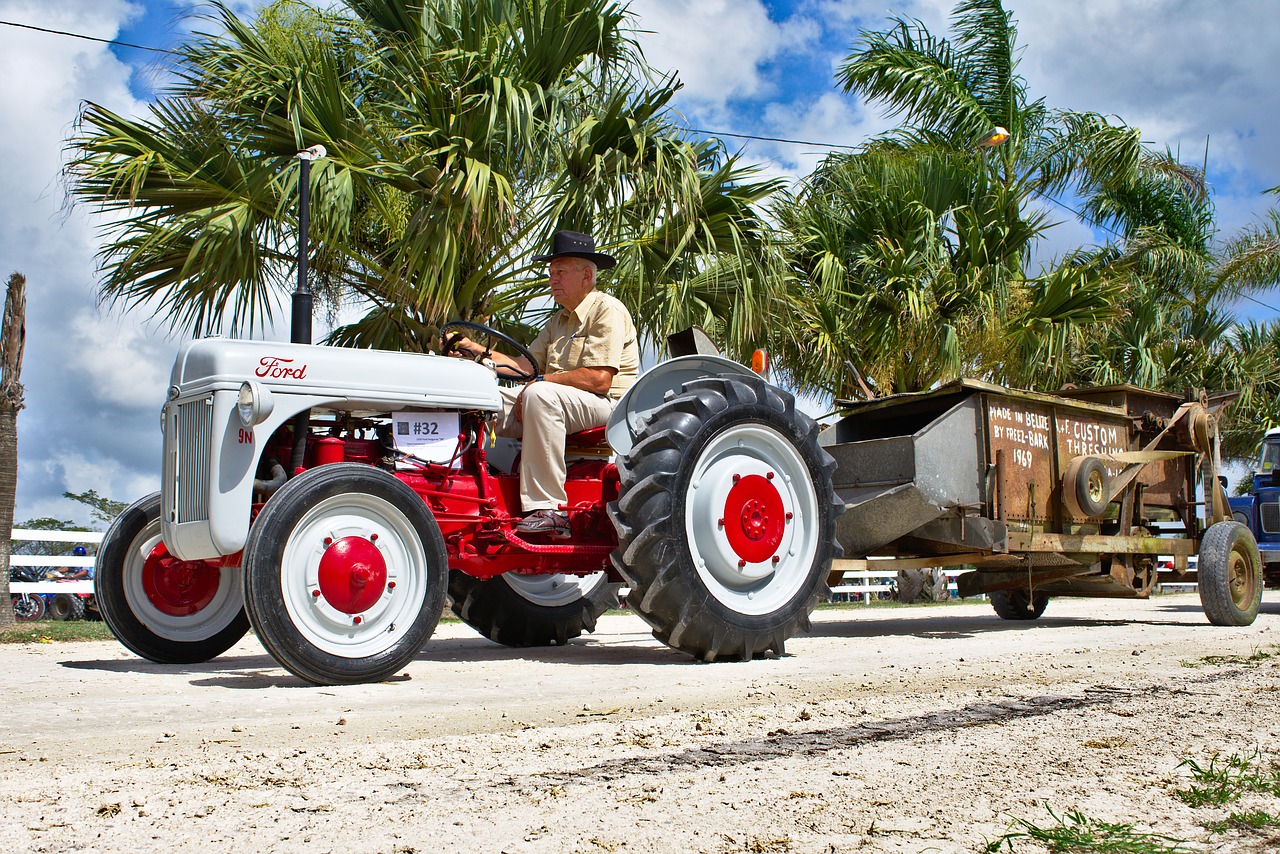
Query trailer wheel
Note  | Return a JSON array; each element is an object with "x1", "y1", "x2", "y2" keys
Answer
[
  {"x1": 1197, "y1": 521, "x2": 1262, "y2": 627},
  {"x1": 610, "y1": 375, "x2": 841, "y2": 662},
  {"x1": 448, "y1": 571, "x2": 620, "y2": 646},
  {"x1": 96, "y1": 493, "x2": 250, "y2": 664},
  {"x1": 989, "y1": 588, "x2": 1049, "y2": 620},
  {"x1": 48, "y1": 593, "x2": 85, "y2": 621},
  {"x1": 12, "y1": 593, "x2": 45, "y2": 622},
  {"x1": 243, "y1": 464, "x2": 447, "y2": 685},
  {"x1": 1062, "y1": 455, "x2": 1110, "y2": 518}
]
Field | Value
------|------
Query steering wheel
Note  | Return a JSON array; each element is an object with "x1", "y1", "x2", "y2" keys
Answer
[{"x1": 440, "y1": 319, "x2": 540, "y2": 383}]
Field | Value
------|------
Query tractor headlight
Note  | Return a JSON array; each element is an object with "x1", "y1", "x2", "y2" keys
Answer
[{"x1": 237, "y1": 381, "x2": 274, "y2": 427}]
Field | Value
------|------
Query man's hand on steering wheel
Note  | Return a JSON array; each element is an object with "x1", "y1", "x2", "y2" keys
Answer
[{"x1": 439, "y1": 319, "x2": 540, "y2": 383}]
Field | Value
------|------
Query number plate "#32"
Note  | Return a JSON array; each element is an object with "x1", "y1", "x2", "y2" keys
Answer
[{"x1": 392, "y1": 411, "x2": 462, "y2": 465}]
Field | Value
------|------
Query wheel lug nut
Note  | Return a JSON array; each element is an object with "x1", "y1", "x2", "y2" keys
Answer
[
  {"x1": 785, "y1": 512, "x2": 793, "y2": 522},
  {"x1": 353, "y1": 615, "x2": 363, "y2": 625},
  {"x1": 388, "y1": 581, "x2": 396, "y2": 590},
  {"x1": 717, "y1": 518, "x2": 725, "y2": 528},
  {"x1": 737, "y1": 559, "x2": 746, "y2": 568},
  {"x1": 772, "y1": 556, "x2": 780, "y2": 565},
  {"x1": 370, "y1": 534, "x2": 379, "y2": 541},
  {"x1": 323, "y1": 537, "x2": 333, "y2": 546},
  {"x1": 732, "y1": 474, "x2": 741, "y2": 483},
  {"x1": 766, "y1": 471, "x2": 774, "y2": 480},
  {"x1": 312, "y1": 589, "x2": 321, "y2": 598}
]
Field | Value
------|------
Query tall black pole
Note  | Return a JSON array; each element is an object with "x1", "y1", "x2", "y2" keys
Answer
[
  {"x1": 289, "y1": 147, "x2": 323, "y2": 474},
  {"x1": 291, "y1": 156, "x2": 313, "y2": 345}
]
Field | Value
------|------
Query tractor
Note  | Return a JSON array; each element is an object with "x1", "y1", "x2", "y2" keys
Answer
[{"x1": 95, "y1": 323, "x2": 842, "y2": 684}]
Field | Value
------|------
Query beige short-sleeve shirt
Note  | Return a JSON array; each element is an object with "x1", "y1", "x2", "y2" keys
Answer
[{"x1": 529, "y1": 289, "x2": 639, "y2": 400}]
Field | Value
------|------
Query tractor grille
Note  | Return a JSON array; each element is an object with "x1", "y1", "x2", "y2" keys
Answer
[
  {"x1": 1262, "y1": 502, "x2": 1280, "y2": 534},
  {"x1": 164, "y1": 397, "x2": 214, "y2": 524}
]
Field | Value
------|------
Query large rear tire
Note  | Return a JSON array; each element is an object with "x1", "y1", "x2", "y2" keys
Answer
[
  {"x1": 449, "y1": 570, "x2": 620, "y2": 646},
  {"x1": 1198, "y1": 521, "x2": 1262, "y2": 626},
  {"x1": 610, "y1": 375, "x2": 841, "y2": 661},
  {"x1": 989, "y1": 588, "x2": 1049, "y2": 620},
  {"x1": 96, "y1": 493, "x2": 249, "y2": 663},
  {"x1": 243, "y1": 464, "x2": 448, "y2": 685}
]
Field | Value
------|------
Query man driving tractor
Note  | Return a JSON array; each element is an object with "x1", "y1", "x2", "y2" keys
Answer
[{"x1": 449, "y1": 230, "x2": 639, "y2": 538}]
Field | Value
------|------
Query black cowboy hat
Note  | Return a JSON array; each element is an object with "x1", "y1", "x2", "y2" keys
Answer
[{"x1": 531, "y1": 230, "x2": 617, "y2": 270}]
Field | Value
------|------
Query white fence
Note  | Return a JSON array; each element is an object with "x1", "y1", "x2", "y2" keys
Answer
[
  {"x1": 829, "y1": 567, "x2": 966, "y2": 603},
  {"x1": 8, "y1": 529, "x2": 103, "y2": 596}
]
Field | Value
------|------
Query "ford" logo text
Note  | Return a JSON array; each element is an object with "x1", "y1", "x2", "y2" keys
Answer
[{"x1": 256, "y1": 356, "x2": 308, "y2": 379}]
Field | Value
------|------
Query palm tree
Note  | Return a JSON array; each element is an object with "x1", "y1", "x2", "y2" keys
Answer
[
  {"x1": 0, "y1": 272, "x2": 27, "y2": 630},
  {"x1": 68, "y1": 0, "x2": 781, "y2": 358},
  {"x1": 764, "y1": 0, "x2": 1148, "y2": 398}
]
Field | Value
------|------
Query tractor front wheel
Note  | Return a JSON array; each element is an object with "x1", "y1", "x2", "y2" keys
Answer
[
  {"x1": 610, "y1": 375, "x2": 841, "y2": 662},
  {"x1": 96, "y1": 492, "x2": 249, "y2": 663},
  {"x1": 449, "y1": 570, "x2": 620, "y2": 647},
  {"x1": 243, "y1": 464, "x2": 447, "y2": 685}
]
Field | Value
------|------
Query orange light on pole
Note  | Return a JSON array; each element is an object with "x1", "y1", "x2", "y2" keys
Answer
[{"x1": 751, "y1": 349, "x2": 770, "y2": 378}]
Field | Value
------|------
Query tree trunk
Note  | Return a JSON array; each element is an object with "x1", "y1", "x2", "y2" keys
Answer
[{"x1": 0, "y1": 272, "x2": 28, "y2": 630}]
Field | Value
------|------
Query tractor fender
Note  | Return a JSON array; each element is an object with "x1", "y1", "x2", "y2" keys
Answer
[{"x1": 606, "y1": 355, "x2": 759, "y2": 456}]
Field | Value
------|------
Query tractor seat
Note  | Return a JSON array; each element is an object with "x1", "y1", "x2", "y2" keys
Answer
[{"x1": 565, "y1": 425, "x2": 611, "y2": 454}]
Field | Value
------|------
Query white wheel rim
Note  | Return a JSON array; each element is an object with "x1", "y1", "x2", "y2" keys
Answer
[
  {"x1": 122, "y1": 518, "x2": 244, "y2": 643},
  {"x1": 684, "y1": 422, "x2": 821, "y2": 615},
  {"x1": 503, "y1": 572, "x2": 608, "y2": 608},
  {"x1": 279, "y1": 492, "x2": 429, "y2": 658}
]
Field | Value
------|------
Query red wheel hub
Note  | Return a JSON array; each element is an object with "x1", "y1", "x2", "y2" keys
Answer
[
  {"x1": 317, "y1": 536, "x2": 387, "y2": 614},
  {"x1": 142, "y1": 544, "x2": 222, "y2": 617},
  {"x1": 722, "y1": 474, "x2": 785, "y2": 564}
]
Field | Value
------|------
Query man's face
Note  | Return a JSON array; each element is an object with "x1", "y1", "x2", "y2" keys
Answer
[{"x1": 548, "y1": 257, "x2": 595, "y2": 309}]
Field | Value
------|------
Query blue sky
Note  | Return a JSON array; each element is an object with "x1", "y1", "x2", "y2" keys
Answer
[{"x1": 1, "y1": 0, "x2": 1278, "y2": 524}]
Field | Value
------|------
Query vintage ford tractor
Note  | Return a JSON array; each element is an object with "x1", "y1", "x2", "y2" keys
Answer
[{"x1": 95, "y1": 323, "x2": 842, "y2": 684}]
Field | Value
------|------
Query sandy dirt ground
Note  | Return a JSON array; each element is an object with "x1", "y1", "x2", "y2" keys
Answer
[{"x1": 3, "y1": 591, "x2": 1280, "y2": 853}]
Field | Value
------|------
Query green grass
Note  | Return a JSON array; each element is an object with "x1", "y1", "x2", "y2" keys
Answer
[
  {"x1": 1179, "y1": 646, "x2": 1278, "y2": 669},
  {"x1": 0, "y1": 620, "x2": 116, "y2": 644},
  {"x1": 1176, "y1": 751, "x2": 1280, "y2": 807},
  {"x1": 984, "y1": 808, "x2": 1192, "y2": 853},
  {"x1": 1203, "y1": 809, "x2": 1280, "y2": 834}
]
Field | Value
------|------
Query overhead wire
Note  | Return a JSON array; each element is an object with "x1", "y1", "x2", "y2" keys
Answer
[{"x1": 0, "y1": 18, "x2": 172, "y2": 54}]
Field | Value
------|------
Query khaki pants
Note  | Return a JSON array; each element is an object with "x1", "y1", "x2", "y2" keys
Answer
[{"x1": 496, "y1": 382, "x2": 614, "y2": 512}]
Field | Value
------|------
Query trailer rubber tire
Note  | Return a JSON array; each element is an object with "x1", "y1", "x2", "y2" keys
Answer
[
  {"x1": 449, "y1": 571, "x2": 620, "y2": 646},
  {"x1": 96, "y1": 493, "x2": 250, "y2": 664},
  {"x1": 609, "y1": 374, "x2": 842, "y2": 662},
  {"x1": 48, "y1": 593, "x2": 85, "y2": 621},
  {"x1": 1197, "y1": 521, "x2": 1262, "y2": 627},
  {"x1": 989, "y1": 588, "x2": 1049, "y2": 620},
  {"x1": 1062, "y1": 455, "x2": 1110, "y2": 518},
  {"x1": 243, "y1": 464, "x2": 447, "y2": 685},
  {"x1": 12, "y1": 593, "x2": 45, "y2": 622}
]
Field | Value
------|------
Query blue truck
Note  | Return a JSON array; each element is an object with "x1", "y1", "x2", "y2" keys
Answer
[{"x1": 1229, "y1": 427, "x2": 1280, "y2": 586}]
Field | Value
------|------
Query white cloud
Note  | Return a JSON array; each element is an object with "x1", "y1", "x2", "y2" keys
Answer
[
  {"x1": 630, "y1": 0, "x2": 817, "y2": 112},
  {"x1": 0, "y1": 0, "x2": 174, "y2": 524}
]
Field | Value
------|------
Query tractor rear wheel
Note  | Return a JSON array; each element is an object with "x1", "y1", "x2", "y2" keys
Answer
[
  {"x1": 243, "y1": 464, "x2": 447, "y2": 685},
  {"x1": 1198, "y1": 521, "x2": 1262, "y2": 626},
  {"x1": 610, "y1": 375, "x2": 841, "y2": 662},
  {"x1": 449, "y1": 570, "x2": 620, "y2": 647},
  {"x1": 96, "y1": 492, "x2": 249, "y2": 663},
  {"x1": 989, "y1": 588, "x2": 1050, "y2": 620}
]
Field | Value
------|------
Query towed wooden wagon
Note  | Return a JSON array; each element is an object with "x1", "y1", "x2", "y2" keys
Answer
[{"x1": 821, "y1": 380, "x2": 1262, "y2": 624}]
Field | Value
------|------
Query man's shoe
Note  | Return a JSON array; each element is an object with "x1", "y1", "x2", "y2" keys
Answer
[{"x1": 515, "y1": 509, "x2": 571, "y2": 538}]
